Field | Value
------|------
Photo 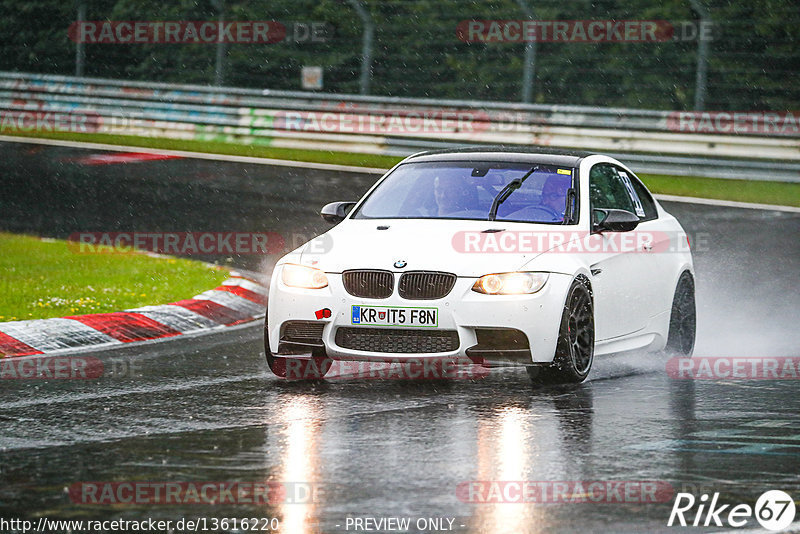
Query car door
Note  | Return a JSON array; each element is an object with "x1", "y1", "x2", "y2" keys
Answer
[
  {"x1": 585, "y1": 163, "x2": 650, "y2": 340},
  {"x1": 615, "y1": 167, "x2": 677, "y2": 319}
]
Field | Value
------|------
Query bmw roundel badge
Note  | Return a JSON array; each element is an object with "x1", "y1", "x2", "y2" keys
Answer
[{"x1": 394, "y1": 260, "x2": 407, "y2": 269}]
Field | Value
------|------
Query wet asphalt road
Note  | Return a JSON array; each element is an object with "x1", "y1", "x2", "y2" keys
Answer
[{"x1": 1, "y1": 141, "x2": 799, "y2": 533}]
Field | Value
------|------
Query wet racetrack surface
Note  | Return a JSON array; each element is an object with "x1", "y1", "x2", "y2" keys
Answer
[{"x1": 1, "y1": 141, "x2": 799, "y2": 533}]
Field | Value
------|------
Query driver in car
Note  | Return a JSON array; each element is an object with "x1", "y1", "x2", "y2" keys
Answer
[
  {"x1": 538, "y1": 174, "x2": 571, "y2": 222},
  {"x1": 434, "y1": 175, "x2": 479, "y2": 216}
]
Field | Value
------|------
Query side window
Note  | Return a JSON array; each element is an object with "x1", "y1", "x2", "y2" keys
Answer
[
  {"x1": 618, "y1": 168, "x2": 658, "y2": 221},
  {"x1": 589, "y1": 163, "x2": 635, "y2": 224},
  {"x1": 615, "y1": 168, "x2": 646, "y2": 218}
]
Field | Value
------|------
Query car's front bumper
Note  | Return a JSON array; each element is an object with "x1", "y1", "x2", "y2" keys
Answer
[{"x1": 266, "y1": 266, "x2": 572, "y2": 365}]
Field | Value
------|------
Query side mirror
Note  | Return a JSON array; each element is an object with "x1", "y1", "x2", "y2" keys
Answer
[
  {"x1": 320, "y1": 201, "x2": 356, "y2": 224},
  {"x1": 592, "y1": 209, "x2": 639, "y2": 233}
]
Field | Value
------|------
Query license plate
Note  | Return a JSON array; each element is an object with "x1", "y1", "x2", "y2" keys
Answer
[{"x1": 351, "y1": 305, "x2": 438, "y2": 327}]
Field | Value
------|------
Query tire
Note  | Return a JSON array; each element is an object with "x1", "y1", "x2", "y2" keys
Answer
[
  {"x1": 528, "y1": 279, "x2": 595, "y2": 385},
  {"x1": 664, "y1": 272, "x2": 696, "y2": 356},
  {"x1": 264, "y1": 318, "x2": 332, "y2": 380}
]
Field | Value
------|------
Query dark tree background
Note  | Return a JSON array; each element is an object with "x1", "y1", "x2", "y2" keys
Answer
[{"x1": 0, "y1": 0, "x2": 797, "y2": 111}]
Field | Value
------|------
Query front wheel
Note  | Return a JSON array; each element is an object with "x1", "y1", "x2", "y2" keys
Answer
[
  {"x1": 528, "y1": 279, "x2": 594, "y2": 385},
  {"x1": 664, "y1": 272, "x2": 696, "y2": 356},
  {"x1": 264, "y1": 320, "x2": 332, "y2": 379}
]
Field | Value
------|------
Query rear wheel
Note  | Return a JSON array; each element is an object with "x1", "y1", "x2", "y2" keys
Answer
[
  {"x1": 528, "y1": 279, "x2": 594, "y2": 385},
  {"x1": 665, "y1": 272, "x2": 696, "y2": 356},
  {"x1": 264, "y1": 319, "x2": 332, "y2": 379}
]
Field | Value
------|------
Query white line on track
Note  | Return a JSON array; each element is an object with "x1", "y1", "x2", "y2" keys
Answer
[
  {"x1": 2, "y1": 134, "x2": 798, "y2": 213},
  {"x1": 0, "y1": 134, "x2": 387, "y2": 174},
  {"x1": 654, "y1": 193, "x2": 800, "y2": 213}
]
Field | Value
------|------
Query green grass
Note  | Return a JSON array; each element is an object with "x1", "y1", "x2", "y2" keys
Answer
[
  {"x1": 638, "y1": 173, "x2": 800, "y2": 207},
  {"x1": 5, "y1": 130, "x2": 800, "y2": 207},
  {"x1": 0, "y1": 232, "x2": 230, "y2": 322}
]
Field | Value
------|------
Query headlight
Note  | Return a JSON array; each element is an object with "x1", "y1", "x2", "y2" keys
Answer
[
  {"x1": 281, "y1": 263, "x2": 329, "y2": 289},
  {"x1": 472, "y1": 272, "x2": 548, "y2": 295}
]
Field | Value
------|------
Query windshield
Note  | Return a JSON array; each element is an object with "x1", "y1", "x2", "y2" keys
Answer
[{"x1": 352, "y1": 162, "x2": 576, "y2": 223}]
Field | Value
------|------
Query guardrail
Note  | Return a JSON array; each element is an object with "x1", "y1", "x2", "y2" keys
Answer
[{"x1": 0, "y1": 71, "x2": 797, "y2": 181}]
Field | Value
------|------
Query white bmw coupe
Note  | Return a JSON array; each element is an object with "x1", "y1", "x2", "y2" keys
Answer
[{"x1": 264, "y1": 149, "x2": 696, "y2": 383}]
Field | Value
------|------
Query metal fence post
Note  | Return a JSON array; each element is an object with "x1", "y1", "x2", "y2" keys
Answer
[
  {"x1": 212, "y1": 0, "x2": 226, "y2": 86},
  {"x1": 689, "y1": 0, "x2": 710, "y2": 111},
  {"x1": 75, "y1": 1, "x2": 86, "y2": 77},
  {"x1": 515, "y1": 0, "x2": 537, "y2": 104},
  {"x1": 346, "y1": 0, "x2": 374, "y2": 95}
]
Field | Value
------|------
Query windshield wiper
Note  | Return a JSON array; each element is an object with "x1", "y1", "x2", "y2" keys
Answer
[{"x1": 488, "y1": 166, "x2": 538, "y2": 221}]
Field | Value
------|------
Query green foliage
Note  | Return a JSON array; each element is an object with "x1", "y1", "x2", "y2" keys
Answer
[{"x1": 0, "y1": 0, "x2": 797, "y2": 110}]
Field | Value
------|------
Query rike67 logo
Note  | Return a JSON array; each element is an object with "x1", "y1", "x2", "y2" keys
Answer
[{"x1": 669, "y1": 490, "x2": 796, "y2": 531}]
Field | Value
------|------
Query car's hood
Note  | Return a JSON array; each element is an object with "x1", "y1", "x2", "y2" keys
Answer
[{"x1": 295, "y1": 219, "x2": 568, "y2": 277}]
